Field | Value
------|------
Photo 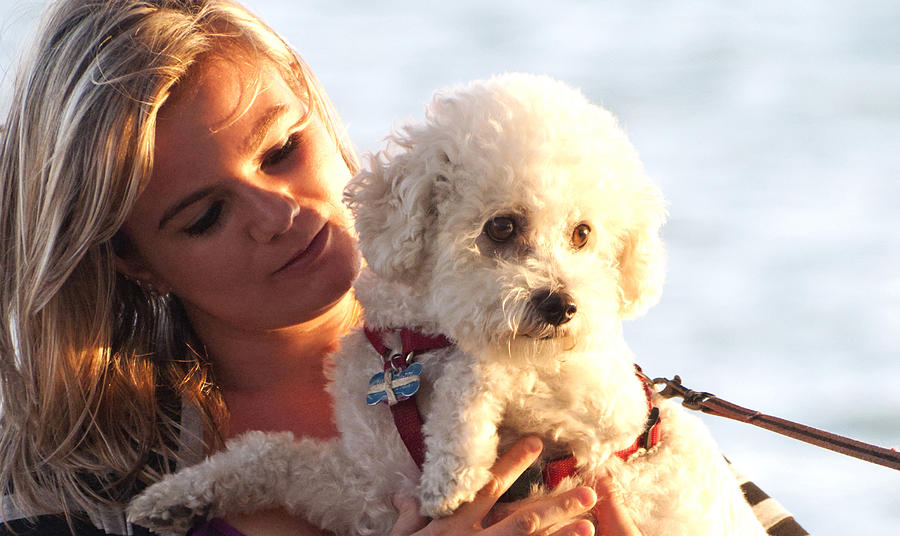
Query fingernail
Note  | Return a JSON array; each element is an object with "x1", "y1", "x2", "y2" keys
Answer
[
  {"x1": 594, "y1": 469, "x2": 614, "y2": 490},
  {"x1": 572, "y1": 519, "x2": 595, "y2": 536},
  {"x1": 575, "y1": 486, "x2": 597, "y2": 507},
  {"x1": 524, "y1": 436, "x2": 543, "y2": 453}
]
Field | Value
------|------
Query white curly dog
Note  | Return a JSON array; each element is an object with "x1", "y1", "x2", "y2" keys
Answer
[{"x1": 128, "y1": 74, "x2": 766, "y2": 536}]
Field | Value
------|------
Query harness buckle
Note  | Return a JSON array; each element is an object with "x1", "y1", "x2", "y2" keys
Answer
[{"x1": 381, "y1": 348, "x2": 415, "y2": 373}]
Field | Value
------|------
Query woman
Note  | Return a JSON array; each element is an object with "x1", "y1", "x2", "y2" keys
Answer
[{"x1": 0, "y1": 1, "x2": 640, "y2": 535}]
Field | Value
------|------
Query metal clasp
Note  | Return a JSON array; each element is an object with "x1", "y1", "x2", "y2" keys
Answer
[
  {"x1": 381, "y1": 348, "x2": 415, "y2": 374},
  {"x1": 645, "y1": 373, "x2": 715, "y2": 412}
]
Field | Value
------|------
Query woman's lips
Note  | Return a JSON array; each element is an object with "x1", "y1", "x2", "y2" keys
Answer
[{"x1": 272, "y1": 223, "x2": 331, "y2": 275}]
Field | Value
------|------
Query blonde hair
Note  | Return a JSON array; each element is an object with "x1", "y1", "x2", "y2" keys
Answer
[{"x1": 0, "y1": 0, "x2": 358, "y2": 521}]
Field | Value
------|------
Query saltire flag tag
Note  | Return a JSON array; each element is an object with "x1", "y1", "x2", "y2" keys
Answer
[{"x1": 366, "y1": 362, "x2": 423, "y2": 406}]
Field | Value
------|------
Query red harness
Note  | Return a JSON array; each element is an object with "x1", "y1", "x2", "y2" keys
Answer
[
  {"x1": 364, "y1": 327, "x2": 453, "y2": 467},
  {"x1": 364, "y1": 326, "x2": 661, "y2": 490}
]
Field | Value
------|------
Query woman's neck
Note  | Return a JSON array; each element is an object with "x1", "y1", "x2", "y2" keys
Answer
[{"x1": 192, "y1": 293, "x2": 359, "y2": 441}]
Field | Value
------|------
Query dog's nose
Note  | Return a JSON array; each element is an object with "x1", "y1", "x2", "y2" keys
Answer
[{"x1": 531, "y1": 289, "x2": 577, "y2": 326}]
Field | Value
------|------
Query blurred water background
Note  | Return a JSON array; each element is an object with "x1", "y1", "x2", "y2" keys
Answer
[{"x1": 2, "y1": 0, "x2": 899, "y2": 533}]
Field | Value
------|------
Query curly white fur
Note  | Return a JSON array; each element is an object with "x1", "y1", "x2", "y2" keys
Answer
[{"x1": 127, "y1": 74, "x2": 766, "y2": 536}]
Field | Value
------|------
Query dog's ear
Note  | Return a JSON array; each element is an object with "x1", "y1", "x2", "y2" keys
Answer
[
  {"x1": 616, "y1": 188, "x2": 667, "y2": 318},
  {"x1": 344, "y1": 144, "x2": 444, "y2": 282}
]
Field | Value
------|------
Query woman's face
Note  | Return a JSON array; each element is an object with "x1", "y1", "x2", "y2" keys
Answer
[{"x1": 119, "y1": 53, "x2": 360, "y2": 334}]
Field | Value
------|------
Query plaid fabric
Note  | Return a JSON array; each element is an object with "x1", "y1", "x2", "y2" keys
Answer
[{"x1": 728, "y1": 462, "x2": 810, "y2": 536}]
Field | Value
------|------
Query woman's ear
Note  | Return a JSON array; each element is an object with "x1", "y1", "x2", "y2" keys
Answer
[{"x1": 112, "y1": 239, "x2": 172, "y2": 296}]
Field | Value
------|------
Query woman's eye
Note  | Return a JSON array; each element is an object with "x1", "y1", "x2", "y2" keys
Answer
[
  {"x1": 262, "y1": 132, "x2": 301, "y2": 168},
  {"x1": 184, "y1": 201, "x2": 224, "y2": 236},
  {"x1": 484, "y1": 216, "x2": 516, "y2": 242},
  {"x1": 571, "y1": 223, "x2": 591, "y2": 249}
]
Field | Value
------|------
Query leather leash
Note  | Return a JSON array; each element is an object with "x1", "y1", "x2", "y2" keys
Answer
[{"x1": 644, "y1": 372, "x2": 900, "y2": 471}]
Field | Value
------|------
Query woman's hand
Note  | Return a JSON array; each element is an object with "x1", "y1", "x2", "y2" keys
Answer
[
  {"x1": 389, "y1": 437, "x2": 598, "y2": 536},
  {"x1": 590, "y1": 471, "x2": 643, "y2": 536}
]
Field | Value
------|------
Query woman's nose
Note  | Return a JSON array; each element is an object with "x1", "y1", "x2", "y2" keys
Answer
[{"x1": 246, "y1": 186, "x2": 301, "y2": 242}]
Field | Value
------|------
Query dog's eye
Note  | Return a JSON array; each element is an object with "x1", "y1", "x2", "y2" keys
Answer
[
  {"x1": 484, "y1": 217, "x2": 516, "y2": 242},
  {"x1": 572, "y1": 223, "x2": 591, "y2": 249}
]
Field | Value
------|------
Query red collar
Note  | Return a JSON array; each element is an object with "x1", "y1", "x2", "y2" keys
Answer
[
  {"x1": 364, "y1": 326, "x2": 661, "y2": 485},
  {"x1": 543, "y1": 370, "x2": 661, "y2": 488},
  {"x1": 364, "y1": 326, "x2": 453, "y2": 369}
]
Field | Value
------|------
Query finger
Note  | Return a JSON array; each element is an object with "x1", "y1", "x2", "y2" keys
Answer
[
  {"x1": 482, "y1": 500, "x2": 520, "y2": 528},
  {"x1": 455, "y1": 436, "x2": 544, "y2": 523},
  {"x1": 388, "y1": 493, "x2": 428, "y2": 536},
  {"x1": 487, "y1": 486, "x2": 596, "y2": 536},
  {"x1": 592, "y1": 472, "x2": 642, "y2": 536},
  {"x1": 548, "y1": 519, "x2": 595, "y2": 536}
]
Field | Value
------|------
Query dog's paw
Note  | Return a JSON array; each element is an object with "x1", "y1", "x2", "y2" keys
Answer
[
  {"x1": 419, "y1": 489, "x2": 470, "y2": 518},
  {"x1": 126, "y1": 456, "x2": 224, "y2": 534},
  {"x1": 126, "y1": 473, "x2": 215, "y2": 535},
  {"x1": 127, "y1": 431, "x2": 303, "y2": 533},
  {"x1": 418, "y1": 466, "x2": 491, "y2": 517}
]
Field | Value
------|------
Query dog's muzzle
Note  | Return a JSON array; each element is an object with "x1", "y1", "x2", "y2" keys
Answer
[{"x1": 530, "y1": 289, "x2": 577, "y2": 326}]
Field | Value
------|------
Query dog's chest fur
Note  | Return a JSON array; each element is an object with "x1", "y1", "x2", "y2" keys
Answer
[
  {"x1": 413, "y1": 344, "x2": 648, "y2": 462},
  {"x1": 348, "y1": 268, "x2": 651, "y2": 464}
]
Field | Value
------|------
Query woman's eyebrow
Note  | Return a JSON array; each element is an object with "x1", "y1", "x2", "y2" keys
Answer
[
  {"x1": 158, "y1": 185, "x2": 218, "y2": 230},
  {"x1": 242, "y1": 103, "x2": 289, "y2": 156},
  {"x1": 156, "y1": 105, "x2": 293, "y2": 231}
]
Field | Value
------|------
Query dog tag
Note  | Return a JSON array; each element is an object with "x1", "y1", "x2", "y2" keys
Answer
[{"x1": 366, "y1": 362, "x2": 423, "y2": 406}]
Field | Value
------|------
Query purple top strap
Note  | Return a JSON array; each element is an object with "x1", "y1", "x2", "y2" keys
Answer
[{"x1": 190, "y1": 518, "x2": 246, "y2": 536}]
